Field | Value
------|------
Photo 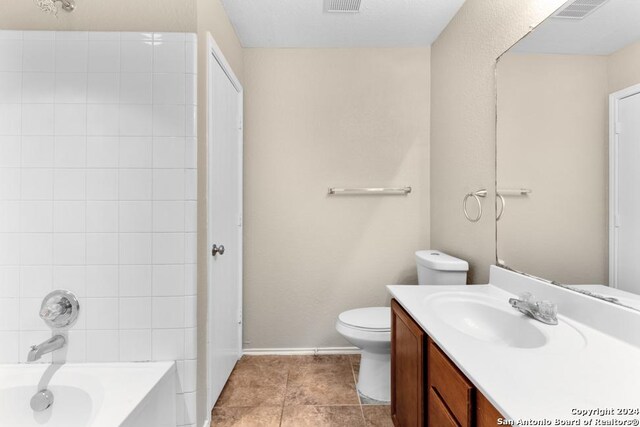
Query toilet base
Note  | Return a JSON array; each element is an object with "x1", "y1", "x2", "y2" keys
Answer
[{"x1": 356, "y1": 349, "x2": 390, "y2": 402}]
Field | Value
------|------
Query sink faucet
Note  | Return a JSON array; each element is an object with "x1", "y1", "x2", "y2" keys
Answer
[
  {"x1": 27, "y1": 335, "x2": 66, "y2": 362},
  {"x1": 509, "y1": 293, "x2": 558, "y2": 325}
]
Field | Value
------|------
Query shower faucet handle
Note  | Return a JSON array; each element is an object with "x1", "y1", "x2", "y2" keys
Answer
[{"x1": 39, "y1": 290, "x2": 80, "y2": 329}]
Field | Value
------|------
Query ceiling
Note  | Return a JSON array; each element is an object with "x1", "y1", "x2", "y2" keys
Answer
[
  {"x1": 219, "y1": 0, "x2": 467, "y2": 48},
  {"x1": 511, "y1": 0, "x2": 640, "y2": 55}
]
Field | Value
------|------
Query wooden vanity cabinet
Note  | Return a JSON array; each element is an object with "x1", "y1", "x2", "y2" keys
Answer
[{"x1": 391, "y1": 299, "x2": 502, "y2": 427}]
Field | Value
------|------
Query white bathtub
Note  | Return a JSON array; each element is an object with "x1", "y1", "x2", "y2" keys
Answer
[{"x1": 0, "y1": 362, "x2": 176, "y2": 427}]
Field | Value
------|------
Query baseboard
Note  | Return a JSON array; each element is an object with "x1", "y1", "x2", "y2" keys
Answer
[{"x1": 242, "y1": 346, "x2": 360, "y2": 356}]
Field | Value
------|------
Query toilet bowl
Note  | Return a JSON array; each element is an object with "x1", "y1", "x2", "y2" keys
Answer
[
  {"x1": 336, "y1": 250, "x2": 469, "y2": 403},
  {"x1": 336, "y1": 307, "x2": 391, "y2": 402}
]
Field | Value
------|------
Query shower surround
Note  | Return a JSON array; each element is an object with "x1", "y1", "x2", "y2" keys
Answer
[{"x1": 0, "y1": 30, "x2": 197, "y2": 427}]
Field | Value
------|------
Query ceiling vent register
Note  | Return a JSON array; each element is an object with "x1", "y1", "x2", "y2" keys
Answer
[
  {"x1": 325, "y1": 0, "x2": 362, "y2": 13},
  {"x1": 553, "y1": 0, "x2": 610, "y2": 19}
]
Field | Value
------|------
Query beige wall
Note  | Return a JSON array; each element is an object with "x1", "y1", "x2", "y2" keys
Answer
[
  {"x1": 430, "y1": 0, "x2": 566, "y2": 283},
  {"x1": 497, "y1": 54, "x2": 609, "y2": 284},
  {"x1": 0, "y1": 0, "x2": 196, "y2": 31},
  {"x1": 242, "y1": 48, "x2": 430, "y2": 349},
  {"x1": 609, "y1": 40, "x2": 640, "y2": 93}
]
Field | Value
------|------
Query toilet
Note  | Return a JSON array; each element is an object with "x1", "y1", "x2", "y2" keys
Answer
[{"x1": 336, "y1": 250, "x2": 469, "y2": 402}]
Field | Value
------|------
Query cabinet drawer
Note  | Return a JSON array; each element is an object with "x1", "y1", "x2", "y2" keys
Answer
[
  {"x1": 428, "y1": 339, "x2": 473, "y2": 427},
  {"x1": 427, "y1": 388, "x2": 459, "y2": 427}
]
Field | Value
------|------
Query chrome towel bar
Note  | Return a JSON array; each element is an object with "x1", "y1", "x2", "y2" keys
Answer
[{"x1": 328, "y1": 187, "x2": 412, "y2": 195}]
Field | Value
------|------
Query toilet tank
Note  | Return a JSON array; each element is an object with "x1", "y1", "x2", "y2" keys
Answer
[{"x1": 415, "y1": 250, "x2": 468, "y2": 286}]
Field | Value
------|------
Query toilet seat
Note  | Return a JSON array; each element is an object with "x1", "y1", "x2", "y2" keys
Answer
[{"x1": 337, "y1": 307, "x2": 390, "y2": 332}]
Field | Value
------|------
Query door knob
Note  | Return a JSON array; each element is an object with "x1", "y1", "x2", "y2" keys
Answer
[{"x1": 212, "y1": 244, "x2": 225, "y2": 256}]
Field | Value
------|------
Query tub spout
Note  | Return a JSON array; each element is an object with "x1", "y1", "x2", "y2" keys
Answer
[{"x1": 27, "y1": 335, "x2": 65, "y2": 362}]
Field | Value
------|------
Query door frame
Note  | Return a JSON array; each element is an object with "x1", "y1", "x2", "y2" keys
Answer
[
  {"x1": 206, "y1": 31, "x2": 244, "y2": 409},
  {"x1": 609, "y1": 82, "x2": 640, "y2": 288}
]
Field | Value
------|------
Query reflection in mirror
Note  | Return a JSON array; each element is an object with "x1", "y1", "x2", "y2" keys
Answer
[{"x1": 496, "y1": 0, "x2": 640, "y2": 311}]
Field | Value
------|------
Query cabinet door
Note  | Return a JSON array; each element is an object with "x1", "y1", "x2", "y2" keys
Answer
[
  {"x1": 391, "y1": 299, "x2": 425, "y2": 427},
  {"x1": 477, "y1": 393, "x2": 503, "y2": 427}
]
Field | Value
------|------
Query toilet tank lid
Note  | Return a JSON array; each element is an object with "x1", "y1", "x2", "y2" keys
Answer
[{"x1": 415, "y1": 250, "x2": 469, "y2": 272}]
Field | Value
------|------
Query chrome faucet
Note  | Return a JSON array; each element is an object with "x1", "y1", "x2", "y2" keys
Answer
[
  {"x1": 509, "y1": 292, "x2": 558, "y2": 325},
  {"x1": 27, "y1": 335, "x2": 66, "y2": 362}
]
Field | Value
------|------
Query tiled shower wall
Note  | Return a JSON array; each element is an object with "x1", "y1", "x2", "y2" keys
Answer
[{"x1": 0, "y1": 30, "x2": 197, "y2": 427}]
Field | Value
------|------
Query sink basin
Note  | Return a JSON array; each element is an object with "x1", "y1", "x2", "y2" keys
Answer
[{"x1": 427, "y1": 294, "x2": 548, "y2": 348}]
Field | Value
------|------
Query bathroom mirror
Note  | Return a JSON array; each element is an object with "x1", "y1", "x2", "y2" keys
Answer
[{"x1": 496, "y1": 0, "x2": 640, "y2": 311}]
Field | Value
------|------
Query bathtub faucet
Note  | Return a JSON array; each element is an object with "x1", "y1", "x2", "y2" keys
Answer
[{"x1": 27, "y1": 335, "x2": 66, "y2": 362}]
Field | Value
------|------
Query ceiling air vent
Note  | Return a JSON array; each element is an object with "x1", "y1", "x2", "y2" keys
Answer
[
  {"x1": 325, "y1": 0, "x2": 362, "y2": 13},
  {"x1": 553, "y1": 0, "x2": 610, "y2": 19}
]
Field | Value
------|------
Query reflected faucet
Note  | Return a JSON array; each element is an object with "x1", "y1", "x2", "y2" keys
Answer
[
  {"x1": 27, "y1": 335, "x2": 66, "y2": 362},
  {"x1": 509, "y1": 293, "x2": 558, "y2": 325}
]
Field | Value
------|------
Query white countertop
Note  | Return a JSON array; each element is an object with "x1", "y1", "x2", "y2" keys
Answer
[{"x1": 387, "y1": 283, "x2": 640, "y2": 423}]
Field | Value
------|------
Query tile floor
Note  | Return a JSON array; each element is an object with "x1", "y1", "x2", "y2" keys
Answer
[{"x1": 211, "y1": 354, "x2": 393, "y2": 426}]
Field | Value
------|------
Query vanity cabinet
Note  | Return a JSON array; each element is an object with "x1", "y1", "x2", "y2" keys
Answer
[{"x1": 391, "y1": 299, "x2": 502, "y2": 427}]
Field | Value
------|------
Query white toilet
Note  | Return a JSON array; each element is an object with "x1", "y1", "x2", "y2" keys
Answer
[{"x1": 336, "y1": 250, "x2": 469, "y2": 402}]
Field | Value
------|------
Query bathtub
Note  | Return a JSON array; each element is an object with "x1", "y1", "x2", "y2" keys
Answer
[{"x1": 0, "y1": 362, "x2": 175, "y2": 427}]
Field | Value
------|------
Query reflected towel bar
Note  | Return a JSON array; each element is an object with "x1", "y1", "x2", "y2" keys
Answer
[{"x1": 328, "y1": 187, "x2": 412, "y2": 195}]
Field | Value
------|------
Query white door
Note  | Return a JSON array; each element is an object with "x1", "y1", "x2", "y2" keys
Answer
[
  {"x1": 611, "y1": 86, "x2": 640, "y2": 294},
  {"x1": 207, "y1": 34, "x2": 243, "y2": 409}
]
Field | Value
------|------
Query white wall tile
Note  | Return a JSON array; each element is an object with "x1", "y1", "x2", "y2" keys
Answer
[
  {"x1": 153, "y1": 201, "x2": 184, "y2": 232},
  {"x1": 184, "y1": 264, "x2": 196, "y2": 296},
  {"x1": 0, "y1": 201, "x2": 20, "y2": 232},
  {"x1": 153, "y1": 73, "x2": 185, "y2": 104},
  {"x1": 119, "y1": 137, "x2": 152, "y2": 168},
  {"x1": 185, "y1": 296, "x2": 196, "y2": 328},
  {"x1": 120, "y1": 104, "x2": 153, "y2": 136},
  {"x1": 86, "y1": 233, "x2": 118, "y2": 264},
  {"x1": 64, "y1": 330, "x2": 87, "y2": 362},
  {"x1": 86, "y1": 330, "x2": 119, "y2": 361},
  {"x1": 21, "y1": 169, "x2": 53, "y2": 200},
  {"x1": 119, "y1": 169, "x2": 152, "y2": 200},
  {"x1": 0, "y1": 331, "x2": 19, "y2": 363},
  {"x1": 0, "y1": 169, "x2": 21, "y2": 200},
  {"x1": 185, "y1": 138, "x2": 197, "y2": 169},
  {"x1": 88, "y1": 73, "x2": 119, "y2": 104},
  {"x1": 53, "y1": 266, "x2": 86, "y2": 297},
  {"x1": 54, "y1": 169, "x2": 86, "y2": 200},
  {"x1": 184, "y1": 233, "x2": 196, "y2": 264},
  {"x1": 22, "y1": 40, "x2": 54, "y2": 72},
  {"x1": 153, "y1": 264, "x2": 184, "y2": 296},
  {"x1": 185, "y1": 105, "x2": 196, "y2": 137},
  {"x1": 154, "y1": 42, "x2": 185, "y2": 74},
  {"x1": 86, "y1": 169, "x2": 118, "y2": 200},
  {"x1": 185, "y1": 74, "x2": 196, "y2": 106},
  {"x1": 21, "y1": 136, "x2": 54, "y2": 167},
  {"x1": 19, "y1": 297, "x2": 45, "y2": 330},
  {"x1": 0, "y1": 297, "x2": 21, "y2": 330},
  {"x1": 119, "y1": 233, "x2": 152, "y2": 264},
  {"x1": 153, "y1": 105, "x2": 185, "y2": 137},
  {"x1": 87, "y1": 104, "x2": 119, "y2": 136},
  {"x1": 185, "y1": 202, "x2": 196, "y2": 233},
  {"x1": 0, "y1": 40, "x2": 23, "y2": 72},
  {"x1": 0, "y1": 233, "x2": 21, "y2": 265},
  {"x1": 185, "y1": 170, "x2": 197, "y2": 201},
  {"x1": 119, "y1": 201, "x2": 152, "y2": 232},
  {"x1": 87, "y1": 136, "x2": 119, "y2": 168},
  {"x1": 0, "y1": 104, "x2": 21, "y2": 135},
  {"x1": 0, "y1": 136, "x2": 21, "y2": 167},
  {"x1": 0, "y1": 72, "x2": 22, "y2": 103},
  {"x1": 22, "y1": 104, "x2": 54, "y2": 135},
  {"x1": 152, "y1": 328, "x2": 184, "y2": 360},
  {"x1": 120, "y1": 73, "x2": 152, "y2": 104},
  {"x1": 85, "y1": 298, "x2": 118, "y2": 330},
  {"x1": 53, "y1": 233, "x2": 86, "y2": 265},
  {"x1": 186, "y1": 43, "x2": 196, "y2": 74},
  {"x1": 153, "y1": 137, "x2": 185, "y2": 168},
  {"x1": 55, "y1": 40, "x2": 88, "y2": 73},
  {"x1": 0, "y1": 266, "x2": 20, "y2": 297},
  {"x1": 55, "y1": 73, "x2": 87, "y2": 103},
  {"x1": 121, "y1": 41, "x2": 153, "y2": 73},
  {"x1": 20, "y1": 201, "x2": 52, "y2": 232},
  {"x1": 119, "y1": 265, "x2": 152, "y2": 297},
  {"x1": 19, "y1": 233, "x2": 53, "y2": 265},
  {"x1": 153, "y1": 233, "x2": 184, "y2": 264},
  {"x1": 86, "y1": 265, "x2": 118, "y2": 297},
  {"x1": 55, "y1": 104, "x2": 87, "y2": 136},
  {"x1": 54, "y1": 136, "x2": 86, "y2": 167},
  {"x1": 53, "y1": 201, "x2": 85, "y2": 232},
  {"x1": 184, "y1": 327, "x2": 196, "y2": 359},
  {"x1": 120, "y1": 329, "x2": 152, "y2": 361},
  {"x1": 86, "y1": 201, "x2": 118, "y2": 232},
  {"x1": 153, "y1": 169, "x2": 184, "y2": 200},
  {"x1": 88, "y1": 41, "x2": 120, "y2": 73},
  {"x1": 119, "y1": 297, "x2": 151, "y2": 329},
  {"x1": 22, "y1": 72, "x2": 54, "y2": 103}
]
